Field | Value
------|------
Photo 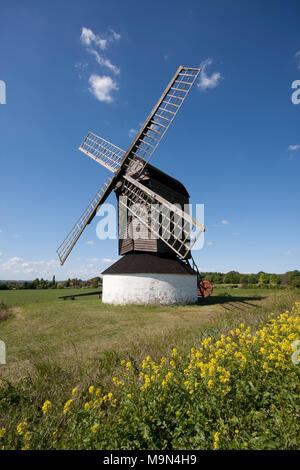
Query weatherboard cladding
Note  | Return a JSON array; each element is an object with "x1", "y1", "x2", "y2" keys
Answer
[
  {"x1": 102, "y1": 253, "x2": 197, "y2": 275},
  {"x1": 118, "y1": 163, "x2": 190, "y2": 256}
]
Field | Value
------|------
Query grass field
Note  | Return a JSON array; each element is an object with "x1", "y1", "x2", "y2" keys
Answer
[
  {"x1": 0, "y1": 287, "x2": 298, "y2": 380},
  {"x1": 0, "y1": 288, "x2": 299, "y2": 449}
]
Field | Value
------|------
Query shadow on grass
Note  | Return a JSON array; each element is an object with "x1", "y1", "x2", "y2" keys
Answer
[{"x1": 198, "y1": 294, "x2": 265, "y2": 310}]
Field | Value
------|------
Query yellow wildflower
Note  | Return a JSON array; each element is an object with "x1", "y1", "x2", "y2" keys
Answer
[
  {"x1": 17, "y1": 422, "x2": 27, "y2": 435},
  {"x1": 90, "y1": 424, "x2": 99, "y2": 433},
  {"x1": 213, "y1": 431, "x2": 220, "y2": 450},
  {"x1": 42, "y1": 400, "x2": 52, "y2": 415},
  {"x1": 63, "y1": 399, "x2": 73, "y2": 415}
]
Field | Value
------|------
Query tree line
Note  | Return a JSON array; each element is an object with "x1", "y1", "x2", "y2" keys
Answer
[
  {"x1": 0, "y1": 276, "x2": 102, "y2": 290},
  {"x1": 0, "y1": 271, "x2": 299, "y2": 290},
  {"x1": 202, "y1": 270, "x2": 300, "y2": 288}
]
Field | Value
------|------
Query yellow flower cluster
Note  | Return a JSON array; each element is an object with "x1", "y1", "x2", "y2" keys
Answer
[
  {"x1": 63, "y1": 399, "x2": 73, "y2": 415},
  {"x1": 42, "y1": 400, "x2": 52, "y2": 415},
  {"x1": 117, "y1": 303, "x2": 300, "y2": 404},
  {"x1": 16, "y1": 422, "x2": 27, "y2": 436}
]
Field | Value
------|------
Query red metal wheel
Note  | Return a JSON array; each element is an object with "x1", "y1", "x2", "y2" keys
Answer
[{"x1": 198, "y1": 280, "x2": 214, "y2": 298}]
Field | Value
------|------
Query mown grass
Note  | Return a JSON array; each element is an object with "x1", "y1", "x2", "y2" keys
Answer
[
  {"x1": 0, "y1": 288, "x2": 99, "y2": 306},
  {"x1": 0, "y1": 288, "x2": 299, "y2": 449}
]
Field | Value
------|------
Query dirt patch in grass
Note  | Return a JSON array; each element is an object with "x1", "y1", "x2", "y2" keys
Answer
[{"x1": 0, "y1": 301, "x2": 13, "y2": 323}]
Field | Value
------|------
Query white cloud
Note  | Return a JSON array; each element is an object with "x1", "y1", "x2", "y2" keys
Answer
[
  {"x1": 198, "y1": 58, "x2": 222, "y2": 91},
  {"x1": 232, "y1": 232, "x2": 240, "y2": 236},
  {"x1": 295, "y1": 50, "x2": 300, "y2": 69},
  {"x1": 87, "y1": 257, "x2": 100, "y2": 263},
  {"x1": 128, "y1": 128, "x2": 137, "y2": 138},
  {"x1": 80, "y1": 27, "x2": 120, "y2": 76},
  {"x1": 0, "y1": 252, "x2": 2, "y2": 257},
  {"x1": 1, "y1": 257, "x2": 24, "y2": 270},
  {"x1": 86, "y1": 240, "x2": 95, "y2": 245},
  {"x1": 0, "y1": 229, "x2": 2, "y2": 232},
  {"x1": 88, "y1": 75, "x2": 118, "y2": 103},
  {"x1": 221, "y1": 219, "x2": 229, "y2": 225},
  {"x1": 288, "y1": 145, "x2": 300, "y2": 151},
  {"x1": 75, "y1": 61, "x2": 88, "y2": 80},
  {"x1": 108, "y1": 27, "x2": 121, "y2": 41},
  {"x1": 207, "y1": 241, "x2": 214, "y2": 246},
  {"x1": 284, "y1": 250, "x2": 292, "y2": 256},
  {"x1": 102, "y1": 258, "x2": 114, "y2": 263},
  {"x1": 88, "y1": 49, "x2": 120, "y2": 75},
  {"x1": 81, "y1": 27, "x2": 107, "y2": 50}
]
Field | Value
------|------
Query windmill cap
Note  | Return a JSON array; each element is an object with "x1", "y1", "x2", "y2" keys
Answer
[{"x1": 102, "y1": 252, "x2": 197, "y2": 275}]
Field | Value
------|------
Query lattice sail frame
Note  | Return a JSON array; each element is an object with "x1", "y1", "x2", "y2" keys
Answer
[
  {"x1": 56, "y1": 176, "x2": 113, "y2": 265},
  {"x1": 127, "y1": 67, "x2": 200, "y2": 173},
  {"x1": 56, "y1": 66, "x2": 201, "y2": 265},
  {"x1": 78, "y1": 66, "x2": 200, "y2": 175},
  {"x1": 79, "y1": 133, "x2": 126, "y2": 173},
  {"x1": 120, "y1": 175, "x2": 204, "y2": 259}
]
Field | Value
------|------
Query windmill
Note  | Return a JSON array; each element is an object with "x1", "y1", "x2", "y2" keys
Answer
[{"x1": 56, "y1": 65, "x2": 213, "y2": 304}]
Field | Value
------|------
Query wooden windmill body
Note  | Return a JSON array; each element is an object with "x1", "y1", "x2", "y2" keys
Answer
[{"x1": 57, "y1": 66, "x2": 206, "y2": 305}]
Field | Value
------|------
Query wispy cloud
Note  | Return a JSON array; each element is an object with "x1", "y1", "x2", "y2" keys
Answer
[
  {"x1": 206, "y1": 241, "x2": 214, "y2": 246},
  {"x1": 232, "y1": 232, "x2": 240, "y2": 236},
  {"x1": 108, "y1": 27, "x2": 121, "y2": 41},
  {"x1": 86, "y1": 240, "x2": 95, "y2": 245},
  {"x1": 79, "y1": 26, "x2": 121, "y2": 103},
  {"x1": 283, "y1": 250, "x2": 292, "y2": 256},
  {"x1": 295, "y1": 50, "x2": 300, "y2": 69},
  {"x1": 221, "y1": 219, "x2": 229, "y2": 225},
  {"x1": 198, "y1": 58, "x2": 222, "y2": 91},
  {"x1": 81, "y1": 27, "x2": 108, "y2": 50},
  {"x1": 1, "y1": 257, "x2": 58, "y2": 272},
  {"x1": 1, "y1": 257, "x2": 24, "y2": 270},
  {"x1": 89, "y1": 49, "x2": 120, "y2": 75},
  {"x1": 128, "y1": 128, "x2": 137, "y2": 138},
  {"x1": 102, "y1": 258, "x2": 114, "y2": 263},
  {"x1": 80, "y1": 26, "x2": 120, "y2": 75},
  {"x1": 0, "y1": 229, "x2": 2, "y2": 233},
  {"x1": 88, "y1": 75, "x2": 118, "y2": 103},
  {"x1": 75, "y1": 61, "x2": 88, "y2": 80},
  {"x1": 288, "y1": 144, "x2": 300, "y2": 151}
]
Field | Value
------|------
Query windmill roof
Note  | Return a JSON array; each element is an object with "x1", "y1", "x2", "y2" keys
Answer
[
  {"x1": 102, "y1": 253, "x2": 197, "y2": 275},
  {"x1": 146, "y1": 163, "x2": 190, "y2": 198}
]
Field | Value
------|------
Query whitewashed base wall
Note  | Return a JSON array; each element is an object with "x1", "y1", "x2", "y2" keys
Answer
[{"x1": 102, "y1": 273, "x2": 198, "y2": 305}]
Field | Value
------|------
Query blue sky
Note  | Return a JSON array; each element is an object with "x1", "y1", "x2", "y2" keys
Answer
[{"x1": 0, "y1": 0, "x2": 299, "y2": 280}]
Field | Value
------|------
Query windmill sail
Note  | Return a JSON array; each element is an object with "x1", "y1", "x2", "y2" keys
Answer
[
  {"x1": 79, "y1": 133, "x2": 126, "y2": 173},
  {"x1": 120, "y1": 175, "x2": 204, "y2": 259},
  {"x1": 79, "y1": 66, "x2": 200, "y2": 178},
  {"x1": 115, "y1": 66, "x2": 200, "y2": 176},
  {"x1": 56, "y1": 175, "x2": 113, "y2": 265}
]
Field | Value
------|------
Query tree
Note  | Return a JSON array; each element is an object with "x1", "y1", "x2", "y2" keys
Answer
[
  {"x1": 270, "y1": 274, "x2": 279, "y2": 286},
  {"x1": 224, "y1": 271, "x2": 240, "y2": 284},
  {"x1": 248, "y1": 274, "x2": 258, "y2": 284},
  {"x1": 291, "y1": 278, "x2": 300, "y2": 288},
  {"x1": 258, "y1": 272, "x2": 267, "y2": 285},
  {"x1": 240, "y1": 274, "x2": 250, "y2": 286}
]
